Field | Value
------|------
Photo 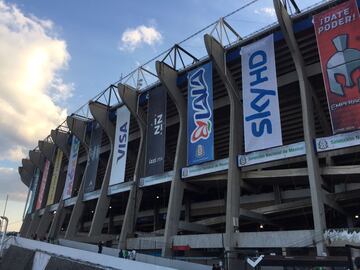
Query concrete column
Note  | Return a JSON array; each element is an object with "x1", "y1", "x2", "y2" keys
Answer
[
  {"x1": 204, "y1": 35, "x2": 244, "y2": 259},
  {"x1": 65, "y1": 115, "x2": 89, "y2": 239},
  {"x1": 273, "y1": 0, "x2": 327, "y2": 255},
  {"x1": 27, "y1": 150, "x2": 46, "y2": 238},
  {"x1": 117, "y1": 84, "x2": 146, "y2": 249},
  {"x1": 156, "y1": 61, "x2": 187, "y2": 257},
  {"x1": 21, "y1": 160, "x2": 35, "y2": 187},
  {"x1": 38, "y1": 141, "x2": 56, "y2": 202},
  {"x1": 50, "y1": 129, "x2": 71, "y2": 158},
  {"x1": 88, "y1": 101, "x2": 115, "y2": 237},
  {"x1": 38, "y1": 141, "x2": 56, "y2": 163},
  {"x1": 47, "y1": 129, "x2": 70, "y2": 240},
  {"x1": 26, "y1": 212, "x2": 41, "y2": 239},
  {"x1": 19, "y1": 165, "x2": 33, "y2": 237},
  {"x1": 36, "y1": 141, "x2": 57, "y2": 238},
  {"x1": 19, "y1": 214, "x2": 31, "y2": 237},
  {"x1": 29, "y1": 150, "x2": 45, "y2": 173},
  {"x1": 50, "y1": 130, "x2": 69, "y2": 203}
]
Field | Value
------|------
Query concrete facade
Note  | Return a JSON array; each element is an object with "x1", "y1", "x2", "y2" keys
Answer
[{"x1": 18, "y1": 1, "x2": 360, "y2": 269}]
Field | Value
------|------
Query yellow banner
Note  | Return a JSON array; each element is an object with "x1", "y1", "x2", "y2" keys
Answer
[{"x1": 46, "y1": 149, "x2": 63, "y2": 205}]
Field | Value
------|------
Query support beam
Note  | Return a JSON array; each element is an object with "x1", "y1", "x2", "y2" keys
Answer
[
  {"x1": 117, "y1": 84, "x2": 147, "y2": 249},
  {"x1": 204, "y1": 34, "x2": 247, "y2": 257},
  {"x1": 19, "y1": 214, "x2": 32, "y2": 237},
  {"x1": 20, "y1": 162, "x2": 34, "y2": 187},
  {"x1": 275, "y1": 1, "x2": 327, "y2": 255},
  {"x1": 178, "y1": 221, "x2": 215, "y2": 234},
  {"x1": 36, "y1": 141, "x2": 57, "y2": 236},
  {"x1": 65, "y1": 115, "x2": 89, "y2": 239},
  {"x1": 36, "y1": 206, "x2": 53, "y2": 239},
  {"x1": 50, "y1": 129, "x2": 71, "y2": 158},
  {"x1": 88, "y1": 101, "x2": 115, "y2": 237},
  {"x1": 156, "y1": 61, "x2": 187, "y2": 257},
  {"x1": 38, "y1": 141, "x2": 56, "y2": 163},
  {"x1": 29, "y1": 150, "x2": 45, "y2": 173},
  {"x1": 239, "y1": 208, "x2": 274, "y2": 225},
  {"x1": 26, "y1": 213, "x2": 41, "y2": 239},
  {"x1": 47, "y1": 129, "x2": 71, "y2": 240}
]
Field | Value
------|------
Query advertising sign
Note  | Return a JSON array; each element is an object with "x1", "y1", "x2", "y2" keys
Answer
[
  {"x1": 109, "y1": 106, "x2": 130, "y2": 186},
  {"x1": 238, "y1": 142, "x2": 306, "y2": 167},
  {"x1": 187, "y1": 61, "x2": 214, "y2": 165},
  {"x1": 182, "y1": 158, "x2": 228, "y2": 178},
  {"x1": 241, "y1": 34, "x2": 283, "y2": 152},
  {"x1": 63, "y1": 135, "x2": 80, "y2": 199},
  {"x1": 145, "y1": 86, "x2": 167, "y2": 176},
  {"x1": 46, "y1": 149, "x2": 63, "y2": 205},
  {"x1": 36, "y1": 159, "x2": 50, "y2": 210},
  {"x1": 28, "y1": 168, "x2": 40, "y2": 214},
  {"x1": 316, "y1": 129, "x2": 360, "y2": 152},
  {"x1": 84, "y1": 122, "x2": 102, "y2": 193},
  {"x1": 313, "y1": 0, "x2": 360, "y2": 133}
]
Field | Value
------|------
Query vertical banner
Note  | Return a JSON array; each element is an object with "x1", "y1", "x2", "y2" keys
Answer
[
  {"x1": 187, "y1": 61, "x2": 214, "y2": 165},
  {"x1": 46, "y1": 149, "x2": 63, "y2": 205},
  {"x1": 28, "y1": 168, "x2": 40, "y2": 214},
  {"x1": 313, "y1": 0, "x2": 360, "y2": 133},
  {"x1": 63, "y1": 135, "x2": 80, "y2": 199},
  {"x1": 241, "y1": 34, "x2": 283, "y2": 152},
  {"x1": 36, "y1": 159, "x2": 50, "y2": 210},
  {"x1": 109, "y1": 106, "x2": 130, "y2": 186},
  {"x1": 145, "y1": 86, "x2": 167, "y2": 176},
  {"x1": 84, "y1": 122, "x2": 102, "y2": 193}
]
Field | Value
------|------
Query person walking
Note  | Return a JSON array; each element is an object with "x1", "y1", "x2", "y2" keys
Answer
[{"x1": 97, "y1": 241, "x2": 103, "y2": 254}]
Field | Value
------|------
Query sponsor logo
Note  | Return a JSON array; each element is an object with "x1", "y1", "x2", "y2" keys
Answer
[
  {"x1": 239, "y1": 155, "x2": 247, "y2": 166},
  {"x1": 117, "y1": 122, "x2": 128, "y2": 163},
  {"x1": 326, "y1": 34, "x2": 360, "y2": 97},
  {"x1": 189, "y1": 67, "x2": 212, "y2": 143},
  {"x1": 245, "y1": 50, "x2": 276, "y2": 137},
  {"x1": 196, "y1": 144, "x2": 205, "y2": 158},
  {"x1": 153, "y1": 113, "x2": 163, "y2": 135},
  {"x1": 317, "y1": 139, "x2": 329, "y2": 150}
]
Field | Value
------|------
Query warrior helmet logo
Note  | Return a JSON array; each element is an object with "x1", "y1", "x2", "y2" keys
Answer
[{"x1": 327, "y1": 34, "x2": 360, "y2": 96}]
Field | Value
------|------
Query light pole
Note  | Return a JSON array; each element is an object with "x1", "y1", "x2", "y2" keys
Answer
[{"x1": 0, "y1": 216, "x2": 8, "y2": 257}]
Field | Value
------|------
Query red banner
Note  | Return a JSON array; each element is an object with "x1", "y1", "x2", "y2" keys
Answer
[
  {"x1": 313, "y1": 0, "x2": 360, "y2": 133},
  {"x1": 36, "y1": 159, "x2": 50, "y2": 210}
]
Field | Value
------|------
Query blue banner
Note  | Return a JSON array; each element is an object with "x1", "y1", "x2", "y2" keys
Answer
[
  {"x1": 28, "y1": 168, "x2": 40, "y2": 214},
  {"x1": 187, "y1": 61, "x2": 214, "y2": 165}
]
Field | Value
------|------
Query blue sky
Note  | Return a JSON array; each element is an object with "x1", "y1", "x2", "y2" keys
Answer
[{"x1": 0, "y1": 0, "x2": 321, "y2": 231}]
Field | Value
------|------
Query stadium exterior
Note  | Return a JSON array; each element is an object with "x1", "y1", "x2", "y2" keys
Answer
[{"x1": 17, "y1": 0, "x2": 360, "y2": 268}]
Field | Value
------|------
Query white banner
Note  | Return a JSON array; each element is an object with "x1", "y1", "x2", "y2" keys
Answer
[
  {"x1": 182, "y1": 158, "x2": 228, "y2": 178},
  {"x1": 63, "y1": 135, "x2": 80, "y2": 200},
  {"x1": 241, "y1": 34, "x2": 282, "y2": 152},
  {"x1": 316, "y1": 129, "x2": 360, "y2": 152},
  {"x1": 32, "y1": 251, "x2": 50, "y2": 270},
  {"x1": 109, "y1": 106, "x2": 130, "y2": 186},
  {"x1": 238, "y1": 142, "x2": 305, "y2": 167}
]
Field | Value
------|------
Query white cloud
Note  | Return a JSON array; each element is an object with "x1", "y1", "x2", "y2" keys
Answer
[
  {"x1": 0, "y1": 167, "x2": 27, "y2": 202},
  {"x1": 119, "y1": 25, "x2": 162, "y2": 52},
  {"x1": 254, "y1": 7, "x2": 276, "y2": 18},
  {"x1": 0, "y1": 1, "x2": 72, "y2": 163}
]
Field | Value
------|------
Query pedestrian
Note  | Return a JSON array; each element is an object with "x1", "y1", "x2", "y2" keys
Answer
[
  {"x1": 118, "y1": 249, "x2": 124, "y2": 258},
  {"x1": 131, "y1": 249, "x2": 136, "y2": 261},
  {"x1": 124, "y1": 249, "x2": 128, "y2": 259},
  {"x1": 97, "y1": 241, "x2": 103, "y2": 254},
  {"x1": 212, "y1": 264, "x2": 216, "y2": 270}
]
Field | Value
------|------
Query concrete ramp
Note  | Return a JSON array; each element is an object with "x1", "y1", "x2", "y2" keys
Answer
[
  {"x1": 0, "y1": 245, "x2": 34, "y2": 270},
  {"x1": 5, "y1": 237, "x2": 175, "y2": 270},
  {"x1": 45, "y1": 257, "x2": 102, "y2": 270}
]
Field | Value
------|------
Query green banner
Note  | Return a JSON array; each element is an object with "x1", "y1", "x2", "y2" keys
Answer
[{"x1": 46, "y1": 149, "x2": 63, "y2": 205}]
